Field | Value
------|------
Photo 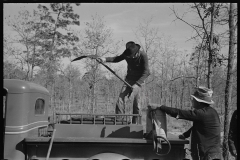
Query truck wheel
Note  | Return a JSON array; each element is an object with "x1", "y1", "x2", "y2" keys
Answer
[{"x1": 88, "y1": 153, "x2": 131, "y2": 160}]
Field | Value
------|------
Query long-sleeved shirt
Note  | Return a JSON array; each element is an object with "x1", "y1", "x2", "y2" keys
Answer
[
  {"x1": 106, "y1": 50, "x2": 150, "y2": 85},
  {"x1": 105, "y1": 50, "x2": 150, "y2": 85},
  {"x1": 159, "y1": 105, "x2": 221, "y2": 157},
  {"x1": 228, "y1": 110, "x2": 237, "y2": 154}
]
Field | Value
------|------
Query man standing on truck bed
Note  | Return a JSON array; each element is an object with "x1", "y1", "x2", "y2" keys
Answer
[
  {"x1": 98, "y1": 41, "x2": 150, "y2": 124},
  {"x1": 148, "y1": 86, "x2": 222, "y2": 160}
]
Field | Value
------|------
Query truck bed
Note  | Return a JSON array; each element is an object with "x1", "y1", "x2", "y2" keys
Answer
[
  {"x1": 25, "y1": 133, "x2": 188, "y2": 144},
  {"x1": 25, "y1": 133, "x2": 188, "y2": 160},
  {"x1": 25, "y1": 114, "x2": 189, "y2": 160}
]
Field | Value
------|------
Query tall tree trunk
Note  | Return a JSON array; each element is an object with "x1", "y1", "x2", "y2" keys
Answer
[
  {"x1": 222, "y1": 3, "x2": 237, "y2": 160},
  {"x1": 196, "y1": 32, "x2": 206, "y2": 87},
  {"x1": 207, "y1": 3, "x2": 215, "y2": 89},
  {"x1": 160, "y1": 63, "x2": 164, "y2": 104},
  {"x1": 91, "y1": 84, "x2": 95, "y2": 114},
  {"x1": 180, "y1": 76, "x2": 185, "y2": 109},
  {"x1": 69, "y1": 78, "x2": 72, "y2": 114}
]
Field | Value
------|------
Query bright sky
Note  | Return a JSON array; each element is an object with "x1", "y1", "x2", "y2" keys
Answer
[
  {"x1": 3, "y1": 3, "x2": 228, "y2": 77},
  {"x1": 4, "y1": 3, "x2": 197, "y2": 50}
]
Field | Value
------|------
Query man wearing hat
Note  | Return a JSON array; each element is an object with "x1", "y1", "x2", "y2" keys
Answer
[
  {"x1": 98, "y1": 41, "x2": 150, "y2": 124},
  {"x1": 148, "y1": 86, "x2": 222, "y2": 160}
]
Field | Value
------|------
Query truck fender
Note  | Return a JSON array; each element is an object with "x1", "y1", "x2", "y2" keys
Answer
[{"x1": 88, "y1": 152, "x2": 131, "y2": 160}]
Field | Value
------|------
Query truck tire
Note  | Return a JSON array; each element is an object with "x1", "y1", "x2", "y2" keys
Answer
[{"x1": 88, "y1": 152, "x2": 131, "y2": 160}]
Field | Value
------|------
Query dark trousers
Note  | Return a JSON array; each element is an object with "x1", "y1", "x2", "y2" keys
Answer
[{"x1": 115, "y1": 79, "x2": 141, "y2": 123}]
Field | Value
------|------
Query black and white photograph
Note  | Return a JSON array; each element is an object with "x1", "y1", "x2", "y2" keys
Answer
[{"x1": 3, "y1": 3, "x2": 237, "y2": 160}]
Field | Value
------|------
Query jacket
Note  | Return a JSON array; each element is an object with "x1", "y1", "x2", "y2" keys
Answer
[{"x1": 160, "y1": 105, "x2": 221, "y2": 157}]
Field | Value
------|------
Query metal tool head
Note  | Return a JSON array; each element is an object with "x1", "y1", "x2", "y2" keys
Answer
[{"x1": 71, "y1": 55, "x2": 99, "y2": 62}]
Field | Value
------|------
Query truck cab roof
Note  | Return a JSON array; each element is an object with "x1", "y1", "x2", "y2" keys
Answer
[{"x1": 4, "y1": 79, "x2": 49, "y2": 95}]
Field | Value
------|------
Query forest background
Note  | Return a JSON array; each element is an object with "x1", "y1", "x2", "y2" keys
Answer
[{"x1": 3, "y1": 3, "x2": 237, "y2": 160}]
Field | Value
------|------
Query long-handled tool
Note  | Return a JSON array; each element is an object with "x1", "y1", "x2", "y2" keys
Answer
[
  {"x1": 71, "y1": 55, "x2": 133, "y2": 90},
  {"x1": 46, "y1": 129, "x2": 56, "y2": 160}
]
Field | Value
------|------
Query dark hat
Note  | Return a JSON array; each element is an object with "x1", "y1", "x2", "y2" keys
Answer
[
  {"x1": 191, "y1": 86, "x2": 214, "y2": 104},
  {"x1": 123, "y1": 41, "x2": 141, "y2": 57}
]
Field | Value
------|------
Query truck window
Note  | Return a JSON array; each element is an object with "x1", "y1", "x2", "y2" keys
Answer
[{"x1": 35, "y1": 98, "x2": 45, "y2": 115}]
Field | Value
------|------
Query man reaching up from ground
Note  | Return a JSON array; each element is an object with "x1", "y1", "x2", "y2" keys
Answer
[{"x1": 148, "y1": 86, "x2": 222, "y2": 160}]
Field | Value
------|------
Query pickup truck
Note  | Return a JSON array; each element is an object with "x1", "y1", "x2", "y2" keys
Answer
[{"x1": 3, "y1": 79, "x2": 189, "y2": 160}]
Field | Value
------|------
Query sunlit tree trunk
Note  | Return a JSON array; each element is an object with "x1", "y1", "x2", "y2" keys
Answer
[
  {"x1": 222, "y1": 3, "x2": 237, "y2": 160},
  {"x1": 207, "y1": 3, "x2": 215, "y2": 89}
]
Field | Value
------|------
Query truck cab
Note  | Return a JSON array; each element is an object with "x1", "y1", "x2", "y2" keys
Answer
[
  {"x1": 3, "y1": 79, "x2": 50, "y2": 160},
  {"x1": 3, "y1": 79, "x2": 189, "y2": 160}
]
